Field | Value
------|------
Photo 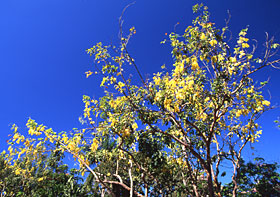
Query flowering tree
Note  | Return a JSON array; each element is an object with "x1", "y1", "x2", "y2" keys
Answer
[
  {"x1": 2, "y1": 3, "x2": 280, "y2": 197},
  {"x1": 0, "y1": 138, "x2": 88, "y2": 196}
]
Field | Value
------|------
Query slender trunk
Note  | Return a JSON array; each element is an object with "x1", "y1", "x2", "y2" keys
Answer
[
  {"x1": 206, "y1": 168, "x2": 215, "y2": 197},
  {"x1": 101, "y1": 188, "x2": 105, "y2": 197},
  {"x1": 211, "y1": 164, "x2": 221, "y2": 197},
  {"x1": 232, "y1": 185, "x2": 238, "y2": 197},
  {"x1": 206, "y1": 141, "x2": 215, "y2": 197},
  {"x1": 128, "y1": 160, "x2": 133, "y2": 197},
  {"x1": 192, "y1": 184, "x2": 199, "y2": 197},
  {"x1": 182, "y1": 145, "x2": 199, "y2": 196},
  {"x1": 144, "y1": 184, "x2": 148, "y2": 197},
  {"x1": 232, "y1": 166, "x2": 239, "y2": 197}
]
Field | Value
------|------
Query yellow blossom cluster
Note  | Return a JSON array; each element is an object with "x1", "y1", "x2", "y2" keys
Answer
[
  {"x1": 109, "y1": 96, "x2": 127, "y2": 110},
  {"x1": 12, "y1": 132, "x2": 25, "y2": 144},
  {"x1": 191, "y1": 57, "x2": 199, "y2": 70},
  {"x1": 209, "y1": 39, "x2": 217, "y2": 46},
  {"x1": 237, "y1": 30, "x2": 250, "y2": 48},
  {"x1": 114, "y1": 81, "x2": 125, "y2": 93},
  {"x1": 90, "y1": 138, "x2": 99, "y2": 152}
]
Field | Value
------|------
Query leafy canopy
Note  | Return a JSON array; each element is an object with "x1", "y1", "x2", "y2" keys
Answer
[{"x1": 2, "y1": 3, "x2": 280, "y2": 197}]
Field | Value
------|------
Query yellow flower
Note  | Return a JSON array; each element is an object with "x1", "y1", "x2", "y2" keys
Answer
[
  {"x1": 164, "y1": 98, "x2": 171, "y2": 106},
  {"x1": 248, "y1": 87, "x2": 254, "y2": 94},
  {"x1": 230, "y1": 57, "x2": 237, "y2": 63},
  {"x1": 18, "y1": 149, "x2": 26, "y2": 159},
  {"x1": 174, "y1": 104, "x2": 180, "y2": 113},
  {"x1": 211, "y1": 56, "x2": 217, "y2": 63},
  {"x1": 85, "y1": 71, "x2": 93, "y2": 78},
  {"x1": 239, "y1": 31, "x2": 247, "y2": 37},
  {"x1": 8, "y1": 146, "x2": 13, "y2": 153},
  {"x1": 90, "y1": 139, "x2": 99, "y2": 152},
  {"x1": 13, "y1": 133, "x2": 20, "y2": 140},
  {"x1": 168, "y1": 79, "x2": 177, "y2": 88},
  {"x1": 15, "y1": 168, "x2": 21, "y2": 175},
  {"x1": 34, "y1": 131, "x2": 42, "y2": 136},
  {"x1": 236, "y1": 110, "x2": 243, "y2": 117},
  {"x1": 110, "y1": 77, "x2": 116, "y2": 84},
  {"x1": 239, "y1": 50, "x2": 246, "y2": 58},
  {"x1": 209, "y1": 102, "x2": 215, "y2": 108},
  {"x1": 262, "y1": 100, "x2": 270, "y2": 106},
  {"x1": 218, "y1": 54, "x2": 224, "y2": 62},
  {"x1": 209, "y1": 39, "x2": 217, "y2": 46},
  {"x1": 154, "y1": 91, "x2": 162, "y2": 102},
  {"x1": 242, "y1": 43, "x2": 249, "y2": 48},
  {"x1": 256, "y1": 106, "x2": 263, "y2": 112},
  {"x1": 176, "y1": 92, "x2": 184, "y2": 101},
  {"x1": 163, "y1": 98, "x2": 173, "y2": 111},
  {"x1": 228, "y1": 66, "x2": 235, "y2": 75},
  {"x1": 177, "y1": 158, "x2": 183, "y2": 165},
  {"x1": 62, "y1": 136, "x2": 68, "y2": 144},
  {"x1": 187, "y1": 79, "x2": 194, "y2": 89},
  {"x1": 240, "y1": 37, "x2": 249, "y2": 42},
  {"x1": 24, "y1": 139, "x2": 30, "y2": 146},
  {"x1": 118, "y1": 81, "x2": 125, "y2": 88},
  {"x1": 115, "y1": 81, "x2": 126, "y2": 93},
  {"x1": 132, "y1": 123, "x2": 138, "y2": 130},
  {"x1": 200, "y1": 33, "x2": 206, "y2": 40},
  {"x1": 201, "y1": 113, "x2": 207, "y2": 121},
  {"x1": 68, "y1": 142, "x2": 76, "y2": 152},
  {"x1": 153, "y1": 76, "x2": 161, "y2": 85},
  {"x1": 123, "y1": 128, "x2": 130, "y2": 137},
  {"x1": 38, "y1": 177, "x2": 44, "y2": 182},
  {"x1": 191, "y1": 61, "x2": 199, "y2": 70},
  {"x1": 16, "y1": 138, "x2": 21, "y2": 144},
  {"x1": 29, "y1": 129, "x2": 34, "y2": 136},
  {"x1": 174, "y1": 62, "x2": 184, "y2": 75}
]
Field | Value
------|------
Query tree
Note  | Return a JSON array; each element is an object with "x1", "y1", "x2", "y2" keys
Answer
[
  {"x1": 2, "y1": 3, "x2": 280, "y2": 197},
  {"x1": 222, "y1": 157, "x2": 280, "y2": 196},
  {"x1": 0, "y1": 143, "x2": 89, "y2": 197}
]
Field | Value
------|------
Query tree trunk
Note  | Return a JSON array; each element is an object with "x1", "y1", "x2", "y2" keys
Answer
[{"x1": 206, "y1": 169, "x2": 215, "y2": 197}]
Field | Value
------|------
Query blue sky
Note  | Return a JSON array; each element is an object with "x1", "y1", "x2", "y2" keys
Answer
[{"x1": 1, "y1": 0, "x2": 280, "y2": 166}]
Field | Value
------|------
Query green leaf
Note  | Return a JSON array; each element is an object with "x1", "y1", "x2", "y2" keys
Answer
[{"x1": 260, "y1": 81, "x2": 268, "y2": 85}]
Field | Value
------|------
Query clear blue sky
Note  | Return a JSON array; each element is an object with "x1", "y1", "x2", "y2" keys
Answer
[{"x1": 1, "y1": 0, "x2": 280, "y2": 165}]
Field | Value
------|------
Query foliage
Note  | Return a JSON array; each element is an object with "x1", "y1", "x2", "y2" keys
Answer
[
  {"x1": 222, "y1": 157, "x2": 280, "y2": 196},
  {"x1": 1, "y1": 3, "x2": 280, "y2": 197},
  {"x1": 0, "y1": 144, "x2": 89, "y2": 196}
]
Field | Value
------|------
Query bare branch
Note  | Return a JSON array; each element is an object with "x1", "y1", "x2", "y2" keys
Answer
[{"x1": 118, "y1": 2, "x2": 136, "y2": 39}]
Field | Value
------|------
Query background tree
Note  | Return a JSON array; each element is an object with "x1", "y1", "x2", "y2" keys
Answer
[
  {"x1": 222, "y1": 157, "x2": 280, "y2": 196},
  {"x1": 0, "y1": 132, "x2": 89, "y2": 197},
  {"x1": 1, "y1": 3, "x2": 280, "y2": 197}
]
